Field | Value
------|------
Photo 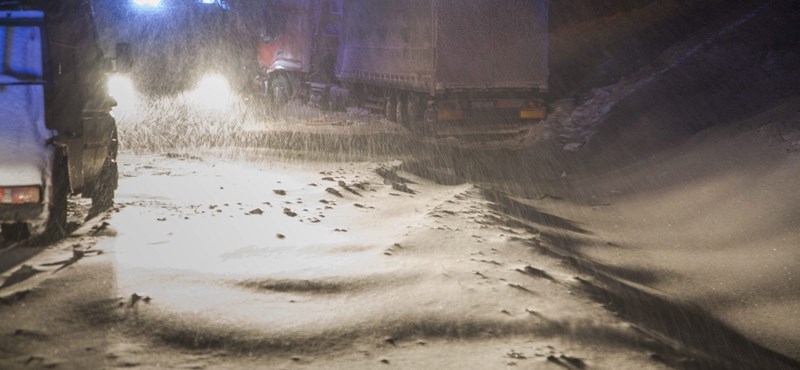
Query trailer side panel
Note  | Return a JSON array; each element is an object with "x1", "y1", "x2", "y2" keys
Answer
[
  {"x1": 336, "y1": 0, "x2": 435, "y2": 92},
  {"x1": 434, "y1": 0, "x2": 548, "y2": 91},
  {"x1": 337, "y1": 0, "x2": 548, "y2": 94}
]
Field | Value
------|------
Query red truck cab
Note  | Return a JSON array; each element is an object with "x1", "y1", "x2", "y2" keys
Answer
[{"x1": 256, "y1": 0, "x2": 343, "y2": 103}]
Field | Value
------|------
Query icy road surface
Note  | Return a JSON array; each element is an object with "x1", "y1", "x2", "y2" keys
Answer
[{"x1": 0, "y1": 153, "x2": 795, "y2": 369}]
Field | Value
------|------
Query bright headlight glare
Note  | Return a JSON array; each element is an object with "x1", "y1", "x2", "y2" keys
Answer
[
  {"x1": 133, "y1": 0, "x2": 162, "y2": 7},
  {"x1": 189, "y1": 74, "x2": 233, "y2": 112},
  {"x1": 107, "y1": 74, "x2": 141, "y2": 120},
  {"x1": 108, "y1": 75, "x2": 137, "y2": 106}
]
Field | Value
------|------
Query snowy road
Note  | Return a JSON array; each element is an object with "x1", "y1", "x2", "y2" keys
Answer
[
  {"x1": 0, "y1": 152, "x2": 796, "y2": 369},
  {"x1": 0, "y1": 153, "x2": 672, "y2": 369}
]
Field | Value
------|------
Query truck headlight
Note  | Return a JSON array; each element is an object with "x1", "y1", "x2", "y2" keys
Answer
[
  {"x1": 188, "y1": 74, "x2": 233, "y2": 112},
  {"x1": 108, "y1": 74, "x2": 139, "y2": 119},
  {"x1": 108, "y1": 74, "x2": 138, "y2": 109},
  {"x1": 133, "y1": 0, "x2": 162, "y2": 8}
]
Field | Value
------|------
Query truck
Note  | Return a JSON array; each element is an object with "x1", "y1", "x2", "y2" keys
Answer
[
  {"x1": 0, "y1": 0, "x2": 123, "y2": 241},
  {"x1": 256, "y1": 0, "x2": 549, "y2": 134}
]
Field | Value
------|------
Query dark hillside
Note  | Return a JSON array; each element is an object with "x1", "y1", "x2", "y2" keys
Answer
[
  {"x1": 548, "y1": 0, "x2": 771, "y2": 99},
  {"x1": 507, "y1": 0, "x2": 800, "y2": 177}
]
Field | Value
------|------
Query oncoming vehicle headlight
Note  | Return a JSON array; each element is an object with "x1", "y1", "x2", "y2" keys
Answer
[
  {"x1": 188, "y1": 73, "x2": 233, "y2": 112},
  {"x1": 133, "y1": 0, "x2": 162, "y2": 8},
  {"x1": 107, "y1": 74, "x2": 139, "y2": 115}
]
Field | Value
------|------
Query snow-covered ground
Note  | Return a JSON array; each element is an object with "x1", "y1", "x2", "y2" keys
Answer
[
  {"x1": 0, "y1": 153, "x2": 672, "y2": 369},
  {"x1": 1, "y1": 149, "x2": 797, "y2": 369},
  {"x1": 0, "y1": 152, "x2": 648, "y2": 368}
]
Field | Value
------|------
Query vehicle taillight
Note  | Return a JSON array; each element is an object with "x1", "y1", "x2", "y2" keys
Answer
[
  {"x1": 13, "y1": 187, "x2": 41, "y2": 204},
  {"x1": 520, "y1": 99, "x2": 547, "y2": 120},
  {"x1": 0, "y1": 186, "x2": 42, "y2": 204}
]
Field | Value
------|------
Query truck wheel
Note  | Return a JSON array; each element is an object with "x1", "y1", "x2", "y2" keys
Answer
[
  {"x1": 407, "y1": 94, "x2": 422, "y2": 122},
  {"x1": 272, "y1": 75, "x2": 292, "y2": 106},
  {"x1": 91, "y1": 159, "x2": 117, "y2": 213},
  {"x1": 406, "y1": 94, "x2": 425, "y2": 132},
  {"x1": 384, "y1": 93, "x2": 397, "y2": 122},
  {"x1": 44, "y1": 150, "x2": 69, "y2": 240},
  {"x1": 396, "y1": 94, "x2": 408, "y2": 125}
]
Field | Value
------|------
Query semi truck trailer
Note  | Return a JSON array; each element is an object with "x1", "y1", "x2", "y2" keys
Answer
[{"x1": 257, "y1": 0, "x2": 549, "y2": 134}]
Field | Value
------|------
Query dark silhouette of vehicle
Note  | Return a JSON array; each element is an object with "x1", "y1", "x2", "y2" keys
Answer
[{"x1": 0, "y1": 0, "x2": 125, "y2": 241}]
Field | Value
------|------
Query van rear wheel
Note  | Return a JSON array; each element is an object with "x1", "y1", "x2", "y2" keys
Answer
[
  {"x1": 384, "y1": 93, "x2": 397, "y2": 122},
  {"x1": 44, "y1": 150, "x2": 69, "y2": 240}
]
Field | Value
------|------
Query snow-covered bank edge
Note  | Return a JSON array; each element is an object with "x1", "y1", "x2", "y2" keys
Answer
[{"x1": 476, "y1": 189, "x2": 800, "y2": 370}]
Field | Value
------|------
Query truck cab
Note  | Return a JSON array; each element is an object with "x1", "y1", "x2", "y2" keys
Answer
[
  {"x1": 0, "y1": 1, "x2": 119, "y2": 241},
  {"x1": 256, "y1": 0, "x2": 343, "y2": 104}
]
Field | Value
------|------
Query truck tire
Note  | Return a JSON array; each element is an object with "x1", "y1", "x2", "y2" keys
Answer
[
  {"x1": 384, "y1": 93, "x2": 397, "y2": 122},
  {"x1": 91, "y1": 126, "x2": 118, "y2": 213},
  {"x1": 91, "y1": 159, "x2": 117, "y2": 212},
  {"x1": 44, "y1": 149, "x2": 69, "y2": 240},
  {"x1": 396, "y1": 94, "x2": 408, "y2": 126},
  {"x1": 406, "y1": 94, "x2": 426, "y2": 133},
  {"x1": 271, "y1": 75, "x2": 292, "y2": 106},
  {"x1": 407, "y1": 94, "x2": 422, "y2": 122}
]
